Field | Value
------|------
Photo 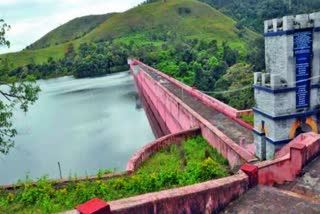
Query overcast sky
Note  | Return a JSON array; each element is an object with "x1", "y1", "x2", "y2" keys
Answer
[{"x1": 0, "y1": 0, "x2": 144, "y2": 54}]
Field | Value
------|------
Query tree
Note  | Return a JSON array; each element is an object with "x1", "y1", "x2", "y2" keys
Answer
[
  {"x1": 218, "y1": 63, "x2": 254, "y2": 109},
  {"x1": 193, "y1": 62, "x2": 204, "y2": 88},
  {"x1": 0, "y1": 20, "x2": 40, "y2": 154},
  {"x1": 222, "y1": 41, "x2": 238, "y2": 67},
  {"x1": 247, "y1": 37, "x2": 265, "y2": 72},
  {"x1": 0, "y1": 19, "x2": 10, "y2": 47}
]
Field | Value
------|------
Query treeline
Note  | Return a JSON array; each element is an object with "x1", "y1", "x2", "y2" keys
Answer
[
  {"x1": 6, "y1": 42, "x2": 129, "y2": 80},
  {"x1": 3, "y1": 36, "x2": 260, "y2": 109},
  {"x1": 201, "y1": 0, "x2": 320, "y2": 32},
  {"x1": 137, "y1": 38, "x2": 256, "y2": 109}
]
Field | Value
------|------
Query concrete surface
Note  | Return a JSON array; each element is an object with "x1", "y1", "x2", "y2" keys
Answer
[
  {"x1": 280, "y1": 155, "x2": 320, "y2": 199},
  {"x1": 222, "y1": 185, "x2": 320, "y2": 214},
  {"x1": 142, "y1": 65, "x2": 254, "y2": 146}
]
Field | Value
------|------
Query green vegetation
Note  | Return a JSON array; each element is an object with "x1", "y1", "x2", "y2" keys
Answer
[
  {"x1": 28, "y1": 14, "x2": 115, "y2": 50},
  {"x1": 201, "y1": 0, "x2": 320, "y2": 33},
  {"x1": 0, "y1": 20, "x2": 40, "y2": 155},
  {"x1": 6, "y1": 35, "x2": 256, "y2": 109},
  {"x1": 0, "y1": 136, "x2": 230, "y2": 213},
  {"x1": 213, "y1": 63, "x2": 254, "y2": 110},
  {"x1": 1, "y1": 1, "x2": 260, "y2": 109},
  {"x1": 0, "y1": 0, "x2": 262, "y2": 110},
  {"x1": 1, "y1": 0, "x2": 317, "y2": 132},
  {"x1": 240, "y1": 114, "x2": 254, "y2": 126},
  {"x1": 84, "y1": 0, "x2": 256, "y2": 49},
  {"x1": 0, "y1": 0, "x2": 257, "y2": 70}
]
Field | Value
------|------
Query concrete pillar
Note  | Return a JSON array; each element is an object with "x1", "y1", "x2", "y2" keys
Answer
[
  {"x1": 240, "y1": 164, "x2": 259, "y2": 188},
  {"x1": 266, "y1": 142, "x2": 276, "y2": 160},
  {"x1": 254, "y1": 134, "x2": 266, "y2": 160}
]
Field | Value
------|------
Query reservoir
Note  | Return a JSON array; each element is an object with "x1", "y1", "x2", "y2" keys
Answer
[{"x1": 0, "y1": 72, "x2": 155, "y2": 185}]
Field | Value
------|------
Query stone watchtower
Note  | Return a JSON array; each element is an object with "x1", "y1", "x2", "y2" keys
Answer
[{"x1": 253, "y1": 12, "x2": 320, "y2": 160}]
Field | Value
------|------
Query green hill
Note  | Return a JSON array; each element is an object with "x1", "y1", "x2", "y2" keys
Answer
[
  {"x1": 83, "y1": 0, "x2": 256, "y2": 45},
  {"x1": 201, "y1": 0, "x2": 320, "y2": 32},
  {"x1": 0, "y1": 0, "x2": 257, "y2": 69},
  {"x1": 28, "y1": 13, "x2": 115, "y2": 50}
]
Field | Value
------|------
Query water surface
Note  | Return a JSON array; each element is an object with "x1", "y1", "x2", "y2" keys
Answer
[{"x1": 0, "y1": 72, "x2": 154, "y2": 185}]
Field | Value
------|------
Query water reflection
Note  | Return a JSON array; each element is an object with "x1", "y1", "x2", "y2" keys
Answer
[{"x1": 0, "y1": 72, "x2": 154, "y2": 185}]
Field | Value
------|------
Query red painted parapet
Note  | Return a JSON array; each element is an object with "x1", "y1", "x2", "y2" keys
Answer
[
  {"x1": 69, "y1": 172, "x2": 249, "y2": 214},
  {"x1": 126, "y1": 128, "x2": 201, "y2": 172},
  {"x1": 76, "y1": 198, "x2": 111, "y2": 214},
  {"x1": 276, "y1": 132, "x2": 320, "y2": 160},
  {"x1": 132, "y1": 63, "x2": 257, "y2": 167},
  {"x1": 241, "y1": 164, "x2": 258, "y2": 188},
  {"x1": 256, "y1": 144, "x2": 305, "y2": 186},
  {"x1": 129, "y1": 59, "x2": 253, "y2": 130},
  {"x1": 249, "y1": 133, "x2": 320, "y2": 186},
  {"x1": 108, "y1": 171, "x2": 249, "y2": 214}
]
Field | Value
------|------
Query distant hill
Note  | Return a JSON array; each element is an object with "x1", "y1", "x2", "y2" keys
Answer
[
  {"x1": 82, "y1": 0, "x2": 256, "y2": 45},
  {"x1": 0, "y1": 0, "x2": 257, "y2": 69},
  {"x1": 28, "y1": 13, "x2": 115, "y2": 50}
]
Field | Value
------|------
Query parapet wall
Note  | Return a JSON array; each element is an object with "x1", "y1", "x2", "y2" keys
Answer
[
  {"x1": 1, "y1": 129, "x2": 201, "y2": 191},
  {"x1": 264, "y1": 12, "x2": 320, "y2": 34},
  {"x1": 66, "y1": 132, "x2": 320, "y2": 214},
  {"x1": 126, "y1": 128, "x2": 201, "y2": 172},
  {"x1": 108, "y1": 171, "x2": 249, "y2": 214},
  {"x1": 246, "y1": 132, "x2": 320, "y2": 186},
  {"x1": 135, "y1": 61, "x2": 253, "y2": 130},
  {"x1": 131, "y1": 60, "x2": 256, "y2": 167},
  {"x1": 67, "y1": 171, "x2": 249, "y2": 214}
]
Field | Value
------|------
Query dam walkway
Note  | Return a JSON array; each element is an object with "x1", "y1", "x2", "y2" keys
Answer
[{"x1": 138, "y1": 63, "x2": 254, "y2": 150}]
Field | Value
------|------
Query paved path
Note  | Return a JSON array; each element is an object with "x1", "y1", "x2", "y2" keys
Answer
[
  {"x1": 222, "y1": 156, "x2": 320, "y2": 213},
  {"x1": 141, "y1": 65, "x2": 254, "y2": 146},
  {"x1": 222, "y1": 185, "x2": 320, "y2": 214}
]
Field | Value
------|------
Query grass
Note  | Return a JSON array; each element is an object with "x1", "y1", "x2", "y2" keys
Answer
[
  {"x1": 239, "y1": 114, "x2": 254, "y2": 126},
  {"x1": 84, "y1": 0, "x2": 256, "y2": 51},
  {"x1": 0, "y1": 136, "x2": 230, "y2": 214},
  {"x1": 0, "y1": 0, "x2": 258, "y2": 70},
  {"x1": 29, "y1": 14, "x2": 115, "y2": 50}
]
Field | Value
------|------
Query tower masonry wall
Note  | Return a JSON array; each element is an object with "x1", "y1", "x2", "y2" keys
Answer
[
  {"x1": 255, "y1": 88, "x2": 320, "y2": 116},
  {"x1": 265, "y1": 35, "x2": 294, "y2": 88},
  {"x1": 264, "y1": 12, "x2": 320, "y2": 88},
  {"x1": 254, "y1": 90, "x2": 295, "y2": 116},
  {"x1": 254, "y1": 113, "x2": 295, "y2": 142},
  {"x1": 311, "y1": 89, "x2": 320, "y2": 108},
  {"x1": 312, "y1": 31, "x2": 320, "y2": 84},
  {"x1": 255, "y1": 12, "x2": 320, "y2": 159}
]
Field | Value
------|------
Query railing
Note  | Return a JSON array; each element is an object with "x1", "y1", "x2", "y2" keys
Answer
[{"x1": 131, "y1": 59, "x2": 253, "y2": 130}]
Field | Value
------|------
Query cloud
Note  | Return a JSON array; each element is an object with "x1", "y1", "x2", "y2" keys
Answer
[
  {"x1": 0, "y1": 0, "x2": 144, "y2": 54},
  {"x1": 0, "y1": 0, "x2": 18, "y2": 6}
]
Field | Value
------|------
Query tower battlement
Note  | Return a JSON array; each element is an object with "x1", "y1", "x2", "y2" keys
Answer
[
  {"x1": 264, "y1": 12, "x2": 320, "y2": 33},
  {"x1": 254, "y1": 12, "x2": 320, "y2": 160}
]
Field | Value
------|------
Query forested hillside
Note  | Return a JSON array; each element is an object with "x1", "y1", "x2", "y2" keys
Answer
[
  {"x1": 0, "y1": 0, "x2": 257, "y2": 109},
  {"x1": 2, "y1": 0, "x2": 318, "y2": 110},
  {"x1": 1, "y1": 0, "x2": 256, "y2": 70},
  {"x1": 200, "y1": 0, "x2": 320, "y2": 32}
]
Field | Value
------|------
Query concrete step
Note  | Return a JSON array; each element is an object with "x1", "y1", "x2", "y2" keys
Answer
[{"x1": 279, "y1": 155, "x2": 320, "y2": 200}]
